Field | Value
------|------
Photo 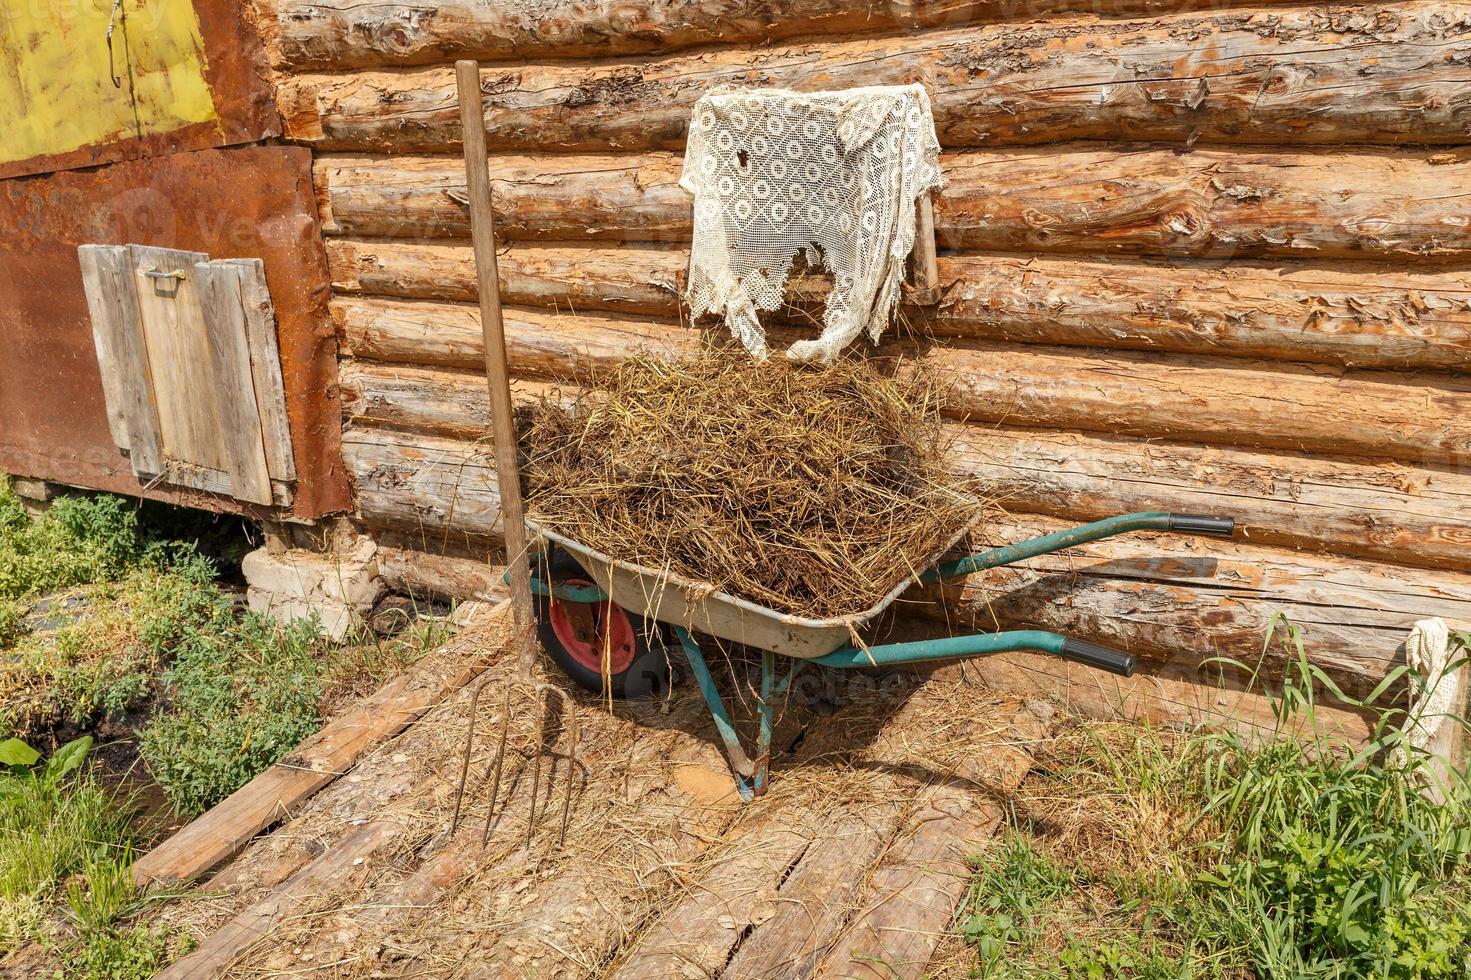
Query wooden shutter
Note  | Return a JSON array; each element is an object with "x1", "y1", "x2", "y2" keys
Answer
[{"x1": 78, "y1": 244, "x2": 294, "y2": 506}]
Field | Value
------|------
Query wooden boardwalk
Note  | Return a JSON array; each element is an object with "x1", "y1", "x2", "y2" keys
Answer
[{"x1": 147, "y1": 607, "x2": 1048, "y2": 979}]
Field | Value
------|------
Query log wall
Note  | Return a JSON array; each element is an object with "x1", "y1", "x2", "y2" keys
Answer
[{"x1": 258, "y1": 0, "x2": 1471, "y2": 726}]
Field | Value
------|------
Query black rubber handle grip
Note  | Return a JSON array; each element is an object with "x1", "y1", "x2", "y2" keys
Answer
[
  {"x1": 1061, "y1": 638, "x2": 1137, "y2": 677},
  {"x1": 1168, "y1": 513, "x2": 1236, "y2": 538}
]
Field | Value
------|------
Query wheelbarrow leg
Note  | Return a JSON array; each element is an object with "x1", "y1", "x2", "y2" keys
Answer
[
  {"x1": 755, "y1": 650, "x2": 776, "y2": 796},
  {"x1": 673, "y1": 627, "x2": 783, "y2": 802}
]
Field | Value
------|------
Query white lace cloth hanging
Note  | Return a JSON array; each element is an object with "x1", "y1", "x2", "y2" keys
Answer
[
  {"x1": 1390, "y1": 618, "x2": 1462, "y2": 774},
  {"x1": 679, "y1": 84, "x2": 943, "y2": 365}
]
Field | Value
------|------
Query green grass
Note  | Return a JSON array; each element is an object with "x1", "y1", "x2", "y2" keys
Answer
[
  {"x1": 140, "y1": 611, "x2": 325, "y2": 815},
  {"x1": 957, "y1": 622, "x2": 1471, "y2": 979},
  {"x1": 0, "y1": 737, "x2": 190, "y2": 974},
  {"x1": 0, "y1": 480, "x2": 182, "y2": 603},
  {"x1": 0, "y1": 478, "x2": 332, "y2": 815},
  {"x1": 0, "y1": 479, "x2": 459, "y2": 975},
  {"x1": 1, "y1": 560, "x2": 224, "y2": 736}
]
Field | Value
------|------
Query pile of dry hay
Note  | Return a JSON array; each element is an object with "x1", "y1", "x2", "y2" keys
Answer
[{"x1": 516, "y1": 352, "x2": 981, "y2": 619}]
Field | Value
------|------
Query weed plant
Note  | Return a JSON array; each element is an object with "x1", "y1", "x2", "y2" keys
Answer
[
  {"x1": 961, "y1": 617, "x2": 1471, "y2": 979},
  {"x1": 0, "y1": 737, "x2": 189, "y2": 974},
  {"x1": 140, "y1": 612, "x2": 324, "y2": 815}
]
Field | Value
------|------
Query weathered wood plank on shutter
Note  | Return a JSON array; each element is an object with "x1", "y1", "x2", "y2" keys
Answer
[
  {"x1": 76, "y1": 244, "x2": 164, "y2": 477},
  {"x1": 195, "y1": 262, "x2": 275, "y2": 505},
  {"x1": 127, "y1": 245, "x2": 228, "y2": 473},
  {"x1": 225, "y1": 259, "x2": 297, "y2": 482}
]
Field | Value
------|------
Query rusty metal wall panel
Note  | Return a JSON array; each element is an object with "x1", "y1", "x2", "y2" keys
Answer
[
  {"x1": 0, "y1": 0, "x2": 279, "y2": 180},
  {"x1": 0, "y1": 144, "x2": 350, "y2": 519}
]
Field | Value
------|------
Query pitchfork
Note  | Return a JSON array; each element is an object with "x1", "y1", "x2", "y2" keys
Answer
[{"x1": 448, "y1": 59, "x2": 580, "y2": 848}]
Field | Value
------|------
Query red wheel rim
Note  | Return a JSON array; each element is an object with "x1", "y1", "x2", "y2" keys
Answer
[{"x1": 547, "y1": 579, "x2": 637, "y2": 675}]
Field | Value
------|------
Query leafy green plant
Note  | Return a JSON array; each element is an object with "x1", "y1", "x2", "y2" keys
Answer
[
  {"x1": 959, "y1": 618, "x2": 1471, "y2": 979},
  {"x1": 66, "y1": 924, "x2": 184, "y2": 980},
  {"x1": 140, "y1": 611, "x2": 324, "y2": 814},
  {"x1": 960, "y1": 833, "x2": 1075, "y2": 973},
  {"x1": 0, "y1": 736, "x2": 192, "y2": 974},
  {"x1": 0, "y1": 597, "x2": 19, "y2": 648},
  {"x1": 1, "y1": 562, "x2": 225, "y2": 736},
  {"x1": 0, "y1": 737, "x2": 133, "y2": 951},
  {"x1": 1165, "y1": 618, "x2": 1471, "y2": 978},
  {"x1": 0, "y1": 486, "x2": 170, "y2": 602}
]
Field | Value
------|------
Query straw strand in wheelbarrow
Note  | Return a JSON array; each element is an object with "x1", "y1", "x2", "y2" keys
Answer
[{"x1": 449, "y1": 58, "x2": 579, "y2": 849}]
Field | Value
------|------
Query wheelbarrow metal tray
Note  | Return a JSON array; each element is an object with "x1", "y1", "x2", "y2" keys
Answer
[{"x1": 528, "y1": 508, "x2": 985, "y2": 660}]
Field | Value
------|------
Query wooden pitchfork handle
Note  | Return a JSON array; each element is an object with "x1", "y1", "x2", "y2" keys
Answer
[{"x1": 456, "y1": 59, "x2": 537, "y2": 677}]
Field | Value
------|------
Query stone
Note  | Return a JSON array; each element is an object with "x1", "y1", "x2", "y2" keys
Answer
[{"x1": 242, "y1": 536, "x2": 385, "y2": 642}]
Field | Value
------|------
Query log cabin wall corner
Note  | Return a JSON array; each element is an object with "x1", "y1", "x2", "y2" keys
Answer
[{"x1": 255, "y1": 0, "x2": 1471, "y2": 735}]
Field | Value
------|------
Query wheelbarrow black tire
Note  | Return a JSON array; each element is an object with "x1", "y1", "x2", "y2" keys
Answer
[{"x1": 534, "y1": 547, "x2": 672, "y2": 700}]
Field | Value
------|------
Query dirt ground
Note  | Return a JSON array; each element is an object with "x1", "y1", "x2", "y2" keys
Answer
[{"x1": 148, "y1": 611, "x2": 1050, "y2": 978}]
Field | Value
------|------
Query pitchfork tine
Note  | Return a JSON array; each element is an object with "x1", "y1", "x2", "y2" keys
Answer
[
  {"x1": 450, "y1": 677, "x2": 486, "y2": 835},
  {"x1": 481, "y1": 684, "x2": 512, "y2": 845},
  {"x1": 527, "y1": 698, "x2": 545, "y2": 847},
  {"x1": 558, "y1": 696, "x2": 578, "y2": 847}
]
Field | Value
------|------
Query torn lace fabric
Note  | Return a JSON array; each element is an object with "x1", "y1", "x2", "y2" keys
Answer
[{"x1": 679, "y1": 84, "x2": 943, "y2": 364}]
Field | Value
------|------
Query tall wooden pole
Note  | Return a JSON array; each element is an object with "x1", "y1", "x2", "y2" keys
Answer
[{"x1": 456, "y1": 59, "x2": 536, "y2": 673}]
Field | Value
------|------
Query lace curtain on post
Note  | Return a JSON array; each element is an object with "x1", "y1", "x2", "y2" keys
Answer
[{"x1": 680, "y1": 84, "x2": 943, "y2": 364}]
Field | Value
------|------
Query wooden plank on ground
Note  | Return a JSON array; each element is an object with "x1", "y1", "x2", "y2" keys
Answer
[
  {"x1": 721, "y1": 808, "x2": 911, "y2": 980},
  {"x1": 132, "y1": 604, "x2": 507, "y2": 887},
  {"x1": 725, "y1": 703, "x2": 1044, "y2": 980},
  {"x1": 607, "y1": 806, "x2": 834, "y2": 977},
  {"x1": 816, "y1": 789, "x2": 1003, "y2": 979},
  {"x1": 155, "y1": 817, "x2": 403, "y2": 979},
  {"x1": 194, "y1": 262, "x2": 274, "y2": 505},
  {"x1": 814, "y1": 707, "x2": 1045, "y2": 978}
]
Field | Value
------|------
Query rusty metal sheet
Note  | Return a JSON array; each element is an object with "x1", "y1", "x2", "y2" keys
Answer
[
  {"x1": 0, "y1": 144, "x2": 350, "y2": 519},
  {"x1": 0, "y1": 0, "x2": 279, "y2": 180}
]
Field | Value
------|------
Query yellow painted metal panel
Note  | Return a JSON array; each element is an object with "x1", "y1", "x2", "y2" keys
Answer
[{"x1": 0, "y1": 0, "x2": 219, "y2": 165}]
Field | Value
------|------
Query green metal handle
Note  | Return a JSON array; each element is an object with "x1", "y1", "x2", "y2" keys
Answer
[
  {"x1": 527, "y1": 574, "x2": 608, "y2": 603},
  {"x1": 813, "y1": 629, "x2": 1136, "y2": 677},
  {"x1": 922, "y1": 511, "x2": 1235, "y2": 583}
]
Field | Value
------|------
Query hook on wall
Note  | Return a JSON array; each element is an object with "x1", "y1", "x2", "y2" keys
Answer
[{"x1": 105, "y1": 0, "x2": 124, "y2": 88}]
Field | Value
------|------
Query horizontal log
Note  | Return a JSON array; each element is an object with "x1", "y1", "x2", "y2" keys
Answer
[
  {"x1": 333, "y1": 297, "x2": 694, "y2": 373},
  {"x1": 314, "y1": 153, "x2": 687, "y2": 242},
  {"x1": 281, "y1": 4, "x2": 1471, "y2": 152},
  {"x1": 340, "y1": 425, "x2": 1471, "y2": 694},
  {"x1": 262, "y1": 0, "x2": 1309, "y2": 70},
  {"x1": 338, "y1": 357, "x2": 1471, "y2": 573},
  {"x1": 376, "y1": 544, "x2": 505, "y2": 602},
  {"x1": 314, "y1": 146, "x2": 1471, "y2": 261},
  {"x1": 326, "y1": 240, "x2": 685, "y2": 318},
  {"x1": 941, "y1": 344, "x2": 1471, "y2": 465},
  {"x1": 328, "y1": 241, "x2": 1471, "y2": 369},
  {"x1": 344, "y1": 426, "x2": 503, "y2": 538},
  {"x1": 332, "y1": 296, "x2": 1471, "y2": 465},
  {"x1": 937, "y1": 513, "x2": 1471, "y2": 697}
]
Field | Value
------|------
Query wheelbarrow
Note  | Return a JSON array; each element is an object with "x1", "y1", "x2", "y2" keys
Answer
[{"x1": 523, "y1": 510, "x2": 1235, "y2": 800}]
